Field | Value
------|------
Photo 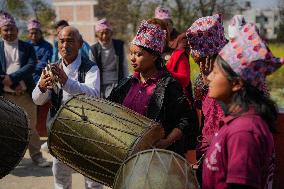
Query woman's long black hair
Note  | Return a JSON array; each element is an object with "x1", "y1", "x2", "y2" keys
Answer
[{"x1": 216, "y1": 55, "x2": 278, "y2": 132}]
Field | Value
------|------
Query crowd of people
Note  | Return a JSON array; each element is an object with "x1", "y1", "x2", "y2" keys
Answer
[{"x1": 0, "y1": 5, "x2": 283, "y2": 189}]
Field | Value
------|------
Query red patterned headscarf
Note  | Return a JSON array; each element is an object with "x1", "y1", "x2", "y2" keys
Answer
[
  {"x1": 131, "y1": 20, "x2": 167, "y2": 53},
  {"x1": 186, "y1": 14, "x2": 227, "y2": 59}
]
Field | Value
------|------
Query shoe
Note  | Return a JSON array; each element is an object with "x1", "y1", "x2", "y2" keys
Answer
[
  {"x1": 41, "y1": 142, "x2": 49, "y2": 153},
  {"x1": 33, "y1": 157, "x2": 51, "y2": 167}
]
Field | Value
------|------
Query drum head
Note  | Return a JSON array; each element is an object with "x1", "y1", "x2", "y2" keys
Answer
[
  {"x1": 0, "y1": 97, "x2": 29, "y2": 179},
  {"x1": 114, "y1": 149, "x2": 199, "y2": 189}
]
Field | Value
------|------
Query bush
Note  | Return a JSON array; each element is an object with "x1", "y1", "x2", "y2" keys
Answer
[{"x1": 267, "y1": 43, "x2": 284, "y2": 108}]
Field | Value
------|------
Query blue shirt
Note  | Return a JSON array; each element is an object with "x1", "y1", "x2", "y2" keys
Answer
[{"x1": 28, "y1": 39, "x2": 53, "y2": 83}]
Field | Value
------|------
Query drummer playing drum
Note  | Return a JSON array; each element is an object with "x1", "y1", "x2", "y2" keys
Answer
[
  {"x1": 32, "y1": 26, "x2": 102, "y2": 189},
  {"x1": 108, "y1": 20, "x2": 198, "y2": 156}
]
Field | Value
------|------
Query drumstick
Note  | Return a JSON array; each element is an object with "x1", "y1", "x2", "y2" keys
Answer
[{"x1": 46, "y1": 62, "x2": 61, "y2": 94}]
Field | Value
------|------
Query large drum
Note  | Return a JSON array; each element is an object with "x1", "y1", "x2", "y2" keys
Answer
[
  {"x1": 0, "y1": 97, "x2": 29, "y2": 179},
  {"x1": 48, "y1": 94, "x2": 164, "y2": 186},
  {"x1": 114, "y1": 149, "x2": 199, "y2": 189}
]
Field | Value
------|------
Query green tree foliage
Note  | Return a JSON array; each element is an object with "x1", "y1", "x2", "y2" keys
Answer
[
  {"x1": 96, "y1": 0, "x2": 238, "y2": 41},
  {"x1": 0, "y1": 0, "x2": 55, "y2": 35},
  {"x1": 162, "y1": 0, "x2": 198, "y2": 32},
  {"x1": 96, "y1": 0, "x2": 161, "y2": 40},
  {"x1": 29, "y1": 0, "x2": 56, "y2": 34},
  {"x1": 166, "y1": 0, "x2": 237, "y2": 32},
  {"x1": 2, "y1": 0, "x2": 29, "y2": 19}
]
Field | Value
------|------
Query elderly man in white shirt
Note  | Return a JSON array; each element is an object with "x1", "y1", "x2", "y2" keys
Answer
[{"x1": 32, "y1": 26, "x2": 102, "y2": 189}]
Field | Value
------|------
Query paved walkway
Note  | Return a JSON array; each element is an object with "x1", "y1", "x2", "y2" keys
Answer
[{"x1": 0, "y1": 139, "x2": 111, "y2": 189}]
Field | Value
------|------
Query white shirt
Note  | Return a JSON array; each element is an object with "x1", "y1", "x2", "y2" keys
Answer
[
  {"x1": 4, "y1": 39, "x2": 19, "y2": 69},
  {"x1": 32, "y1": 53, "x2": 100, "y2": 105},
  {"x1": 3, "y1": 39, "x2": 27, "y2": 92}
]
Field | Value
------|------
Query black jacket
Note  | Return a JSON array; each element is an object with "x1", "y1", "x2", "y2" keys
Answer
[
  {"x1": 91, "y1": 39, "x2": 126, "y2": 84},
  {"x1": 0, "y1": 40, "x2": 36, "y2": 96},
  {"x1": 108, "y1": 70, "x2": 198, "y2": 155}
]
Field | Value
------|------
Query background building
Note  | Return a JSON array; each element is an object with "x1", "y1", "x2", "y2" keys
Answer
[
  {"x1": 224, "y1": 1, "x2": 281, "y2": 40},
  {"x1": 53, "y1": 0, "x2": 101, "y2": 43}
]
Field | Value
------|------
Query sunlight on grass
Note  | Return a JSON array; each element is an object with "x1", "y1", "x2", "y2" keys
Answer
[{"x1": 267, "y1": 43, "x2": 284, "y2": 108}]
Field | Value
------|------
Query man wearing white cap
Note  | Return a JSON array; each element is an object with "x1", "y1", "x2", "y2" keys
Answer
[
  {"x1": 32, "y1": 26, "x2": 102, "y2": 189},
  {"x1": 91, "y1": 18, "x2": 129, "y2": 98}
]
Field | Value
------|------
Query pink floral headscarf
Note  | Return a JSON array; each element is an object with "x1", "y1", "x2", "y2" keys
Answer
[
  {"x1": 228, "y1": 15, "x2": 246, "y2": 39},
  {"x1": 186, "y1": 14, "x2": 227, "y2": 59},
  {"x1": 154, "y1": 6, "x2": 171, "y2": 20},
  {"x1": 27, "y1": 19, "x2": 41, "y2": 30},
  {"x1": 0, "y1": 11, "x2": 16, "y2": 27},
  {"x1": 219, "y1": 23, "x2": 284, "y2": 94},
  {"x1": 131, "y1": 20, "x2": 167, "y2": 53},
  {"x1": 95, "y1": 18, "x2": 112, "y2": 32}
]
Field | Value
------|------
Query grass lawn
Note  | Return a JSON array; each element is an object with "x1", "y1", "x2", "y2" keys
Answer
[{"x1": 267, "y1": 43, "x2": 284, "y2": 108}]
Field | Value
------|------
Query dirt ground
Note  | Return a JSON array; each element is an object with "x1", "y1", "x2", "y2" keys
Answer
[{"x1": 0, "y1": 139, "x2": 111, "y2": 189}]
